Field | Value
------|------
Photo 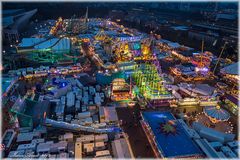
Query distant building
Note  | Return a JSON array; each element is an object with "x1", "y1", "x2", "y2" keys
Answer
[
  {"x1": 216, "y1": 13, "x2": 237, "y2": 21},
  {"x1": 109, "y1": 10, "x2": 125, "y2": 20},
  {"x1": 2, "y1": 9, "x2": 37, "y2": 44},
  {"x1": 188, "y1": 30, "x2": 218, "y2": 44}
]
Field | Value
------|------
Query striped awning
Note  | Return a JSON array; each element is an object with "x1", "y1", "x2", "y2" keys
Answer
[{"x1": 204, "y1": 106, "x2": 230, "y2": 121}]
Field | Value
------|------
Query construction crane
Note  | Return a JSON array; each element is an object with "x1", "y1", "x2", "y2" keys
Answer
[
  {"x1": 212, "y1": 42, "x2": 227, "y2": 75},
  {"x1": 200, "y1": 38, "x2": 204, "y2": 68}
]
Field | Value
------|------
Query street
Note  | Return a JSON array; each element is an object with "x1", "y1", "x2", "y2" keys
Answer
[{"x1": 116, "y1": 106, "x2": 155, "y2": 158}]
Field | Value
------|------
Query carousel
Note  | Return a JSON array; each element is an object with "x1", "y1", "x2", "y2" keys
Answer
[
  {"x1": 195, "y1": 105, "x2": 233, "y2": 133},
  {"x1": 203, "y1": 105, "x2": 230, "y2": 123}
]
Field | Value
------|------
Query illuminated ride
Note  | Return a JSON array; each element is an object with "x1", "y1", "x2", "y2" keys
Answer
[
  {"x1": 171, "y1": 50, "x2": 191, "y2": 62},
  {"x1": 203, "y1": 105, "x2": 230, "y2": 124},
  {"x1": 140, "y1": 38, "x2": 154, "y2": 60},
  {"x1": 94, "y1": 29, "x2": 112, "y2": 42},
  {"x1": 132, "y1": 37, "x2": 155, "y2": 61},
  {"x1": 195, "y1": 105, "x2": 233, "y2": 133},
  {"x1": 110, "y1": 78, "x2": 132, "y2": 101},
  {"x1": 113, "y1": 42, "x2": 132, "y2": 62},
  {"x1": 80, "y1": 38, "x2": 116, "y2": 70},
  {"x1": 113, "y1": 37, "x2": 155, "y2": 62},
  {"x1": 191, "y1": 51, "x2": 212, "y2": 68},
  {"x1": 170, "y1": 40, "x2": 214, "y2": 80},
  {"x1": 170, "y1": 57, "x2": 211, "y2": 81},
  {"x1": 132, "y1": 64, "x2": 172, "y2": 106},
  {"x1": 191, "y1": 51, "x2": 212, "y2": 75},
  {"x1": 50, "y1": 17, "x2": 63, "y2": 35}
]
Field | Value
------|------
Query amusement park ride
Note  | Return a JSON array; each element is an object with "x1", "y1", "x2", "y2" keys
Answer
[
  {"x1": 111, "y1": 37, "x2": 156, "y2": 62},
  {"x1": 94, "y1": 29, "x2": 112, "y2": 42},
  {"x1": 50, "y1": 17, "x2": 63, "y2": 35},
  {"x1": 170, "y1": 39, "x2": 228, "y2": 81},
  {"x1": 15, "y1": 8, "x2": 92, "y2": 65},
  {"x1": 192, "y1": 40, "x2": 212, "y2": 75},
  {"x1": 79, "y1": 36, "x2": 116, "y2": 70},
  {"x1": 193, "y1": 40, "x2": 228, "y2": 79},
  {"x1": 132, "y1": 64, "x2": 171, "y2": 101}
]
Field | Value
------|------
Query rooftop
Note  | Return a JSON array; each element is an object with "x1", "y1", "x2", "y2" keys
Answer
[
  {"x1": 142, "y1": 111, "x2": 203, "y2": 158},
  {"x1": 221, "y1": 62, "x2": 239, "y2": 75}
]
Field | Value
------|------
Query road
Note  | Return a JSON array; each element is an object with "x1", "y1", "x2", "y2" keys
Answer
[{"x1": 116, "y1": 106, "x2": 155, "y2": 158}]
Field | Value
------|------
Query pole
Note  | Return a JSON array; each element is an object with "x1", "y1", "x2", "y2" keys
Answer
[
  {"x1": 213, "y1": 42, "x2": 227, "y2": 75},
  {"x1": 201, "y1": 38, "x2": 204, "y2": 67}
]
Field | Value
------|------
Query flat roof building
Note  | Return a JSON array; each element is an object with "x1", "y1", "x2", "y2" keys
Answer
[
  {"x1": 31, "y1": 138, "x2": 45, "y2": 144},
  {"x1": 75, "y1": 142, "x2": 82, "y2": 159},
  {"x1": 17, "y1": 142, "x2": 37, "y2": 151},
  {"x1": 36, "y1": 141, "x2": 67, "y2": 154},
  {"x1": 194, "y1": 138, "x2": 220, "y2": 158},
  {"x1": 83, "y1": 143, "x2": 94, "y2": 153},
  {"x1": 103, "y1": 107, "x2": 119, "y2": 123},
  {"x1": 95, "y1": 141, "x2": 105, "y2": 150},
  {"x1": 61, "y1": 133, "x2": 73, "y2": 142},
  {"x1": 192, "y1": 122, "x2": 235, "y2": 143},
  {"x1": 8, "y1": 150, "x2": 25, "y2": 158},
  {"x1": 16, "y1": 132, "x2": 41, "y2": 143},
  {"x1": 95, "y1": 150, "x2": 111, "y2": 158},
  {"x1": 76, "y1": 135, "x2": 95, "y2": 144},
  {"x1": 111, "y1": 138, "x2": 132, "y2": 158},
  {"x1": 95, "y1": 134, "x2": 108, "y2": 142}
]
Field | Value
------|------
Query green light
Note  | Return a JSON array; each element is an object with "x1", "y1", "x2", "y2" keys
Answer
[
  {"x1": 132, "y1": 64, "x2": 170, "y2": 100},
  {"x1": 133, "y1": 43, "x2": 141, "y2": 50}
]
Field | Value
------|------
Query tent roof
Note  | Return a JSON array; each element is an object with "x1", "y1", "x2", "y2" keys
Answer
[
  {"x1": 221, "y1": 62, "x2": 239, "y2": 75},
  {"x1": 204, "y1": 106, "x2": 230, "y2": 121}
]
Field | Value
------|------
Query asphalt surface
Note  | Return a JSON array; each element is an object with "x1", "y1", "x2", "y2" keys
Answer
[{"x1": 116, "y1": 106, "x2": 155, "y2": 158}]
